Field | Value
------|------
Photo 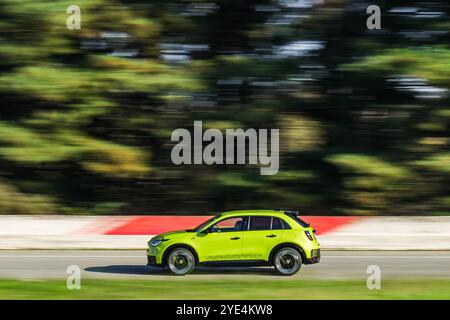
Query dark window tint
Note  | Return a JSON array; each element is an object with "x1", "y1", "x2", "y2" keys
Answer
[
  {"x1": 249, "y1": 216, "x2": 272, "y2": 231},
  {"x1": 271, "y1": 217, "x2": 284, "y2": 230},
  {"x1": 280, "y1": 219, "x2": 291, "y2": 229}
]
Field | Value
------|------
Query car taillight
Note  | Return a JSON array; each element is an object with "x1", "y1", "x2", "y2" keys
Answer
[{"x1": 305, "y1": 230, "x2": 314, "y2": 241}]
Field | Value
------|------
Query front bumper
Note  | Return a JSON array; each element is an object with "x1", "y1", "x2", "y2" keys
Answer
[
  {"x1": 147, "y1": 255, "x2": 157, "y2": 266},
  {"x1": 146, "y1": 249, "x2": 162, "y2": 267},
  {"x1": 304, "y1": 249, "x2": 321, "y2": 264}
]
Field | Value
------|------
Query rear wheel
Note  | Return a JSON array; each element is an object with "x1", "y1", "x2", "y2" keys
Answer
[
  {"x1": 273, "y1": 247, "x2": 302, "y2": 275},
  {"x1": 166, "y1": 248, "x2": 195, "y2": 275}
]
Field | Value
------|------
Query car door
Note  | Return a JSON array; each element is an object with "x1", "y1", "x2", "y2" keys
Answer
[
  {"x1": 241, "y1": 216, "x2": 284, "y2": 261},
  {"x1": 196, "y1": 216, "x2": 247, "y2": 262}
]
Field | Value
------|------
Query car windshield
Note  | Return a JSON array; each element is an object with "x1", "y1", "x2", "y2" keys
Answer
[{"x1": 191, "y1": 215, "x2": 220, "y2": 232}]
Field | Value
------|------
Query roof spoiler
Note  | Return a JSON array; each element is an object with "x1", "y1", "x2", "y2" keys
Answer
[
  {"x1": 276, "y1": 209, "x2": 310, "y2": 227},
  {"x1": 275, "y1": 209, "x2": 299, "y2": 216}
]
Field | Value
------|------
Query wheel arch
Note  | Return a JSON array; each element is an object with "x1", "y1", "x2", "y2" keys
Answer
[
  {"x1": 161, "y1": 243, "x2": 199, "y2": 266},
  {"x1": 268, "y1": 242, "x2": 306, "y2": 264}
]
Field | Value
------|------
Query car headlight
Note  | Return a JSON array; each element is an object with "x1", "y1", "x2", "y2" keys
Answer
[{"x1": 150, "y1": 238, "x2": 163, "y2": 247}]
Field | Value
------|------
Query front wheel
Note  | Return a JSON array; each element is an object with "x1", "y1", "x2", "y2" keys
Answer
[
  {"x1": 166, "y1": 247, "x2": 196, "y2": 275},
  {"x1": 273, "y1": 247, "x2": 302, "y2": 276}
]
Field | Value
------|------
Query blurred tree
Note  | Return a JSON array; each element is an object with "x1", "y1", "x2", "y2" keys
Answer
[{"x1": 0, "y1": 0, "x2": 448, "y2": 215}]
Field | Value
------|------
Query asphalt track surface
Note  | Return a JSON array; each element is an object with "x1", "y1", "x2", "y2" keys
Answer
[{"x1": 0, "y1": 250, "x2": 449, "y2": 280}]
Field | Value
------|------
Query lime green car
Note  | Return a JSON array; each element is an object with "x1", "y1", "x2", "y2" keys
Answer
[{"x1": 146, "y1": 210, "x2": 320, "y2": 275}]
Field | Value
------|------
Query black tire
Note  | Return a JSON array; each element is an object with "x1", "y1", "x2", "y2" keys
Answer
[
  {"x1": 166, "y1": 247, "x2": 196, "y2": 275},
  {"x1": 273, "y1": 247, "x2": 302, "y2": 276}
]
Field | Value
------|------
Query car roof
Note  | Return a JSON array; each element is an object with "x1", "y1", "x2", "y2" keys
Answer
[{"x1": 218, "y1": 210, "x2": 288, "y2": 218}]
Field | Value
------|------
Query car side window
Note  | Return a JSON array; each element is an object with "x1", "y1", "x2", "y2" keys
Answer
[
  {"x1": 280, "y1": 219, "x2": 291, "y2": 229},
  {"x1": 211, "y1": 216, "x2": 247, "y2": 232},
  {"x1": 248, "y1": 216, "x2": 272, "y2": 231},
  {"x1": 271, "y1": 217, "x2": 284, "y2": 230}
]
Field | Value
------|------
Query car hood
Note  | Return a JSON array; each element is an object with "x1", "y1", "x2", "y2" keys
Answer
[{"x1": 153, "y1": 229, "x2": 195, "y2": 240}]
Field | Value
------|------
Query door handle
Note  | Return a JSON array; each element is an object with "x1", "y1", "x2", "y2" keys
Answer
[
  {"x1": 266, "y1": 234, "x2": 277, "y2": 238},
  {"x1": 230, "y1": 236, "x2": 240, "y2": 240}
]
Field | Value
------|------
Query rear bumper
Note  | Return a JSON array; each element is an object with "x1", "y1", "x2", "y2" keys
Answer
[{"x1": 304, "y1": 249, "x2": 321, "y2": 264}]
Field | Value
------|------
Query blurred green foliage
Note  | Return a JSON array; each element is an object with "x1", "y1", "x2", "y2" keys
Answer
[
  {"x1": 1, "y1": 278, "x2": 450, "y2": 299},
  {"x1": 0, "y1": 0, "x2": 448, "y2": 215}
]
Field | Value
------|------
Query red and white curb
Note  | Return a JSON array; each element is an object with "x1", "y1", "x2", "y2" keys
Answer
[{"x1": 0, "y1": 215, "x2": 449, "y2": 250}]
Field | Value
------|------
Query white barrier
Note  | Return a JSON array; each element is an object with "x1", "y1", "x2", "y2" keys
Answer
[{"x1": 0, "y1": 216, "x2": 449, "y2": 250}]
